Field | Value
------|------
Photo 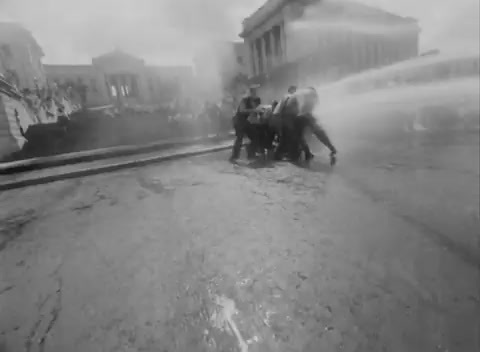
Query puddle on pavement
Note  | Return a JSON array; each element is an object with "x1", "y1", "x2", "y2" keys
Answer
[
  {"x1": 209, "y1": 294, "x2": 250, "y2": 352},
  {"x1": 136, "y1": 174, "x2": 175, "y2": 195}
]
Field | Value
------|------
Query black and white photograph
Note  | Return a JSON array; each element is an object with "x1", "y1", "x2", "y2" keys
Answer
[{"x1": 0, "y1": 0, "x2": 479, "y2": 351}]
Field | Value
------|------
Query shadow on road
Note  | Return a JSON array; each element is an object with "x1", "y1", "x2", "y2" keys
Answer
[
  {"x1": 296, "y1": 160, "x2": 334, "y2": 174},
  {"x1": 230, "y1": 159, "x2": 275, "y2": 169},
  {"x1": 232, "y1": 157, "x2": 335, "y2": 174}
]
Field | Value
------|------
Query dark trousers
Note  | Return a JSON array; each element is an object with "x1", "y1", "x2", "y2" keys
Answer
[
  {"x1": 231, "y1": 119, "x2": 256, "y2": 159},
  {"x1": 290, "y1": 117, "x2": 315, "y2": 161},
  {"x1": 274, "y1": 124, "x2": 290, "y2": 160},
  {"x1": 274, "y1": 115, "x2": 336, "y2": 162},
  {"x1": 256, "y1": 124, "x2": 275, "y2": 153},
  {"x1": 275, "y1": 115, "x2": 304, "y2": 161},
  {"x1": 295, "y1": 114, "x2": 336, "y2": 155}
]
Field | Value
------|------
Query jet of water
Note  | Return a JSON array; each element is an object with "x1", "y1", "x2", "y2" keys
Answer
[{"x1": 312, "y1": 51, "x2": 479, "y2": 123}]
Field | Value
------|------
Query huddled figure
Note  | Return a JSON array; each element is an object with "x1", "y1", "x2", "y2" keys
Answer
[{"x1": 230, "y1": 84, "x2": 338, "y2": 166}]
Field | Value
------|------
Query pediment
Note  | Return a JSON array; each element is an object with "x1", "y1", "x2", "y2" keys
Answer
[{"x1": 92, "y1": 49, "x2": 145, "y2": 71}]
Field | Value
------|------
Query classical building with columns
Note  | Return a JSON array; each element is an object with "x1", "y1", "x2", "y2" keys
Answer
[
  {"x1": 240, "y1": 0, "x2": 420, "y2": 100},
  {"x1": 45, "y1": 49, "x2": 194, "y2": 108}
]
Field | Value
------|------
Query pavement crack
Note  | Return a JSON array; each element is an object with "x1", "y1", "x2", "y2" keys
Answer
[
  {"x1": 70, "y1": 188, "x2": 112, "y2": 212},
  {"x1": 71, "y1": 203, "x2": 93, "y2": 212},
  {"x1": 0, "y1": 209, "x2": 38, "y2": 252},
  {"x1": 38, "y1": 277, "x2": 63, "y2": 352},
  {"x1": 0, "y1": 284, "x2": 14, "y2": 295},
  {"x1": 25, "y1": 294, "x2": 51, "y2": 352},
  {"x1": 25, "y1": 274, "x2": 63, "y2": 352}
]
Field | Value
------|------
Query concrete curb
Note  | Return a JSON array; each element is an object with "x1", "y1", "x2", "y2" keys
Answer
[
  {"x1": 0, "y1": 144, "x2": 233, "y2": 191},
  {"x1": 0, "y1": 132, "x2": 235, "y2": 174}
]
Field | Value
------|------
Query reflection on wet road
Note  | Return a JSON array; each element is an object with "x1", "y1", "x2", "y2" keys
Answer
[{"x1": 1, "y1": 132, "x2": 479, "y2": 352}]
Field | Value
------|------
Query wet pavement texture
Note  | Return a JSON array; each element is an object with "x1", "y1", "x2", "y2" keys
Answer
[{"x1": 0, "y1": 132, "x2": 479, "y2": 352}]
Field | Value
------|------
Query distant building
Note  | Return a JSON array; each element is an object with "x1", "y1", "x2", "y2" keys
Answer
[
  {"x1": 44, "y1": 64, "x2": 110, "y2": 107},
  {"x1": 240, "y1": 0, "x2": 420, "y2": 100},
  {"x1": 45, "y1": 49, "x2": 194, "y2": 108},
  {"x1": 0, "y1": 22, "x2": 46, "y2": 90},
  {"x1": 193, "y1": 41, "x2": 249, "y2": 103}
]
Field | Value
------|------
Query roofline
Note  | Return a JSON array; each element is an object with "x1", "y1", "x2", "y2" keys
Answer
[
  {"x1": 44, "y1": 64, "x2": 93, "y2": 68},
  {"x1": 147, "y1": 65, "x2": 194, "y2": 73},
  {"x1": 239, "y1": 0, "x2": 288, "y2": 38},
  {"x1": 239, "y1": 0, "x2": 419, "y2": 38},
  {"x1": 147, "y1": 65, "x2": 192, "y2": 68},
  {"x1": 91, "y1": 49, "x2": 145, "y2": 65}
]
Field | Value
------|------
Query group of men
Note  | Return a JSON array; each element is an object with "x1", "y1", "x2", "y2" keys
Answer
[{"x1": 230, "y1": 85, "x2": 337, "y2": 165}]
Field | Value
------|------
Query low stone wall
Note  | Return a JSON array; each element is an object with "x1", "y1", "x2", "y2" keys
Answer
[{"x1": 3, "y1": 110, "x2": 232, "y2": 161}]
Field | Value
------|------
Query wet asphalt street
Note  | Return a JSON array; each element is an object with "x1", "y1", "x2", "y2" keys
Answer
[{"x1": 0, "y1": 131, "x2": 479, "y2": 352}]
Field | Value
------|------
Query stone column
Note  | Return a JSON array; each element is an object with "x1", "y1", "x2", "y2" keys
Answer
[
  {"x1": 111, "y1": 76, "x2": 119, "y2": 104},
  {"x1": 260, "y1": 36, "x2": 268, "y2": 74},
  {"x1": 262, "y1": 33, "x2": 268, "y2": 72},
  {"x1": 271, "y1": 26, "x2": 279, "y2": 65},
  {"x1": 128, "y1": 75, "x2": 134, "y2": 96},
  {"x1": 255, "y1": 38, "x2": 263, "y2": 75},
  {"x1": 277, "y1": 25, "x2": 284, "y2": 64},
  {"x1": 280, "y1": 22, "x2": 287, "y2": 62},
  {"x1": 253, "y1": 41, "x2": 259, "y2": 76},
  {"x1": 269, "y1": 29, "x2": 276, "y2": 67},
  {"x1": 249, "y1": 40, "x2": 257, "y2": 77},
  {"x1": 120, "y1": 75, "x2": 126, "y2": 95},
  {"x1": 378, "y1": 38, "x2": 385, "y2": 66}
]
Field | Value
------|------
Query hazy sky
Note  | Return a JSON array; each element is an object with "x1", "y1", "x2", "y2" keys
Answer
[{"x1": 0, "y1": 0, "x2": 478, "y2": 65}]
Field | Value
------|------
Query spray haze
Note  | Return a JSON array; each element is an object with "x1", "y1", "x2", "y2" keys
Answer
[
  {"x1": 0, "y1": 0, "x2": 264, "y2": 64},
  {"x1": 353, "y1": 0, "x2": 479, "y2": 52},
  {"x1": 289, "y1": 0, "x2": 479, "y2": 57},
  {"x1": 0, "y1": 0, "x2": 477, "y2": 63},
  {"x1": 283, "y1": 0, "x2": 480, "y2": 143},
  {"x1": 1, "y1": 0, "x2": 478, "y2": 126}
]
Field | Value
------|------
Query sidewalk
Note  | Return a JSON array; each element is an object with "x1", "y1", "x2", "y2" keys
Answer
[
  {"x1": 0, "y1": 132, "x2": 234, "y2": 174},
  {"x1": 0, "y1": 140, "x2": 235, "y2": 191}
]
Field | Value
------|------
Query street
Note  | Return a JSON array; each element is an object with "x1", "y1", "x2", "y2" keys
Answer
[{"x1": 1, "y1": 132, "x2": 479, "y2": 352}]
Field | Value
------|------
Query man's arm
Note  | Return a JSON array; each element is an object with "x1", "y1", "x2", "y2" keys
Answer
[
  {"x1": 238, "y1": 98, "x2": 259, "y2": 114},
  {"x1": 273, "y1": 97, "x2": 287, "y2": 116}
]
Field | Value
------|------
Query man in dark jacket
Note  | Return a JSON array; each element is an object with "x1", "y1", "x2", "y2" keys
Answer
[
  {"x1": 272, "y1": 86, "x2": 298, "y2": 160},
  {"x1": 230, "y1": 86, "x2": 261, "y2": 161}
]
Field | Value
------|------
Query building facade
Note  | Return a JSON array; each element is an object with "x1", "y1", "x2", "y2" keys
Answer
[
  {"x1": 0, "y1": 22, "x2": 46, "y2": 90},
  {"x1": 45, "y1": 50, "x2": 194, "y2": 108},
  {"x1": 193, "y1": 41, "x2": 249, "y2": 103},
  {"x1": 44, "y1": 64, "x2": 110, "y2": 107},
  {"x1": 240, "y1": 0, "x2": 420, "y2": 100}
]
